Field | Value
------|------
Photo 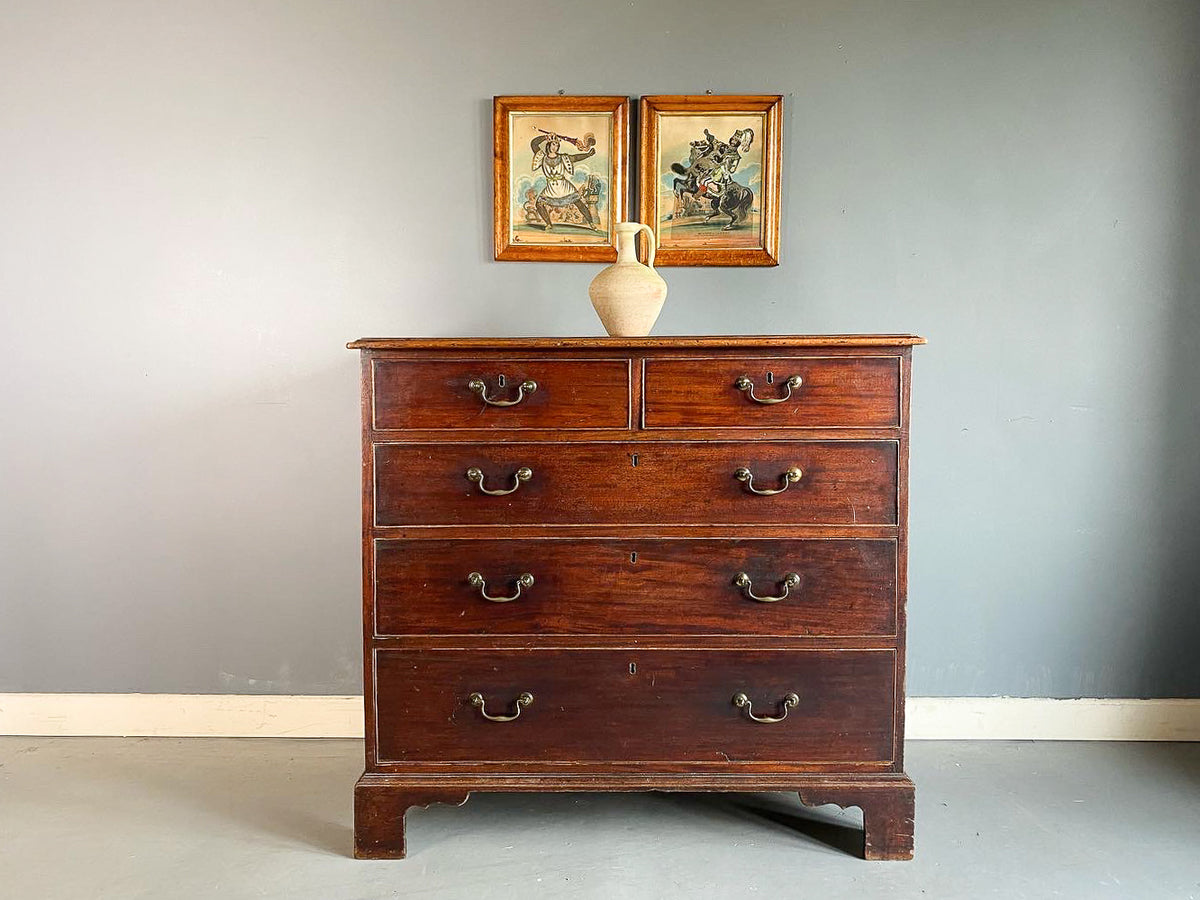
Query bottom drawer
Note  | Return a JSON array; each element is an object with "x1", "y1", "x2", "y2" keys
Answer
[{"x1": 373, "y1": 649, "x2": 896, "y2": 766}]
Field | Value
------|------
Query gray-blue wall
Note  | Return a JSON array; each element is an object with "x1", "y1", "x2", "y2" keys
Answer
[{"x1": 1, "y1": 0, "x2": 1197, "y2": 697}]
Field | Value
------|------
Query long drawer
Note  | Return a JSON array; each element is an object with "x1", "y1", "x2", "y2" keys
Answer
[
  {"x1": 643, "y1": 356, "x2": 901, "y2": 429},
  {"x1": 373, "y1": 441, "x2": 898, "y2": 526},
  {"x1": 373, "y1": 649, "x2": 896, "y2": 765},
  {"x1": 374, "y1": 538, "x2": 897, "y2": 636}
]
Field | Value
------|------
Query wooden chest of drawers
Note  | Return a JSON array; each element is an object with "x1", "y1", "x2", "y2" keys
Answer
[{"x1": 349, "y1": 335, "x2": 924, "y2": 860}]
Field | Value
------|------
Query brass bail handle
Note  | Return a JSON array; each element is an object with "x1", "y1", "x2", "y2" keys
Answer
[
  {"x1": 735, "y1": 374, "x2": 803, "y2": 405},
  {"x1": 732, "y1": 691, "x2": 800, "y2": 723},
  {"x1": 467, "y1": 571, "x2": 534, "y2": 603},
  {"x1": 466, "y1": 466, "x2": 533, "y2": 496},
  {"x1": 469, "y1": 691, "x2": 534, "y2": 722},
  {"x1": 734, "y1": 466, "x2": 802, "y2": 495},
  {"x1": 733, "y1": 572, "x2": 801, "y2": 603},
  {"x1": 469, "y1": 377, "x2": 537, "y2": 407}
]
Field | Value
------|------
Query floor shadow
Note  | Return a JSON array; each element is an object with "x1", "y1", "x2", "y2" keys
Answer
[
  {"x1": 648, "y1": 791, "x2": 864, "y2": 858},
  {"x1": 399, "y1": 790, "x2": 868, "y2": 860}
]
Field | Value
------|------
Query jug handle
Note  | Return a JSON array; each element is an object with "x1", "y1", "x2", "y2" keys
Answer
[{"x1": 630, "y1": 222, "x2": 656, "y2": 269}]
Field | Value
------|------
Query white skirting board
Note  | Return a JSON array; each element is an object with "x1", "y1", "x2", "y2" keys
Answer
[{"x1": 0, "y1": 694, "x2": 1198, "y2": 740}]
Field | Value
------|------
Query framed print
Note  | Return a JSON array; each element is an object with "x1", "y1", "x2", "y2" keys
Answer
[
  {"x1": 494, "y1": 95, "x2": 630, "y2": 262},
  {"x1": 638, "y1": 95, "x2": 782, "y2": 266}
]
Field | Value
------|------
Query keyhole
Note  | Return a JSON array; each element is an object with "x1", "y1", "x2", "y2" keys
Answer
[
  {"x1": 631, "y1": 454, "x2": 639, "y2": 467},
  {"x1": 766, "y1": 371, "x2": 774, "y2": 384},
  {"x1": 630, "y1": 551, "x2": 637, "y2": 563},
  {"x1": 497, "y1": 374, "x2": 506, "y2": 387},
  {"x1": 629, "y1": 662, "x2": 637, "y2": 675}
]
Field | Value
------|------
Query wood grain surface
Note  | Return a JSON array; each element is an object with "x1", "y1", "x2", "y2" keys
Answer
[
  {"x1": 643, "y1": 355, "x2": 901, "y2": 428},
  {"x1": 371, "y1": 358, "x2": 631, "y2": 430},
  {"x1": 373, "y1": 537, "x2": 897, "y2": 637},
  {"x1": 373, "y1": 440, "x2": 898, "y2": 527},
  {"x1": 349, "y1": 334, "x2": 926, "y2": 350},
  {"x1": 373, "y1": 648, "x2": 896, "y2": 765}
]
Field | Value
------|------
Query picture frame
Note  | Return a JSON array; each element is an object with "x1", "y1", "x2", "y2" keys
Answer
[
  {"x1": 493, "y1": 95, "x2": 630, "y2": 262},
  {"x1": 638, "y1": 94, "x2": 783, "y2": 267}
]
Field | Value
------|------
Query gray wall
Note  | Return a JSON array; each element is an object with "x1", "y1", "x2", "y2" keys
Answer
[{"x1": 1, "y1": 0, "x2": 1197, "y2": 698}]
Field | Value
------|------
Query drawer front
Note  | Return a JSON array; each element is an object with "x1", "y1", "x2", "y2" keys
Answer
[
  {"x1": 374, "y1": 441, "x2": 897, "y2": 526},
  {"x1": 374, "y1": 649, "x2": 896, "y2": 765},
  {"x1": 643, "y1": 356, "x2": 900, "y2": 429},
  {"x1": 374, "y1": 538, "x2": 896, "y2": 636},
  {"x1": 371, "y1": 358, "x2": 630, "y2": 430}
]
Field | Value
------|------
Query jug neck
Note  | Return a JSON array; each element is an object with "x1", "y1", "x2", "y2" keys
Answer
[{"x1": 616, "y1": 225, "x2": 640, "y2": 263}]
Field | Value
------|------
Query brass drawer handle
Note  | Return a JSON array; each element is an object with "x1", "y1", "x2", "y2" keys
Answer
[
  {"x1": 467, "y1": 571, "x2": 534, "y2": 603},
  {"x1": 466, "y1": 466, "x2": 533, "y2": 496},
  {"x1": 469, "y1": 691, "x2": 534, "y2": 722},
  {"x1": 732, "y1": 691, "x2": 800, "y2": 723},
  {"x1": 734, "y1": 466, "x2": 802, "y2": 495},
  {"x1": 733, "y1": 572, "x2": 801, "y2": 602},
  {"x1": 735, "y1": 374, "x2": 802, "y2": 404},
  {"x1": 469, "y1": 377, "x2": 537, "y2": 407}
]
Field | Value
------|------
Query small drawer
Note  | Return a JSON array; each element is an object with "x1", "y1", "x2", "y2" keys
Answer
[
  {"x1": 373, "y1": 649, "x2": 896, "y2": 766},
  {"x1": 374, "y1": 538, "x2": 897, "y2": 637},
  {"x1": 371, "y1": 358, "x2": 631, "y2": 430},
  {"x1": 643, "y1": 356, "x2": 901, "y2": 429},
  {"x1": 373, "y1": 440, "x2": 897, "y2": 527}
]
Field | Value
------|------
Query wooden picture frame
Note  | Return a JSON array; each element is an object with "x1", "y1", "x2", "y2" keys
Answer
[
  {"x1": 494, "y1": 95, "x2": 630, "y2": 262},
  {"x1": 638, "y1": 95, "x2": 782, "y2": 266}
]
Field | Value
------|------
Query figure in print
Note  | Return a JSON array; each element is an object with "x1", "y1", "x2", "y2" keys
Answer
[
  {"x1": 530, "y1": 129, "x2": 598, "y2": 230},
  {"x1": 670, "y1": 127, "x2": 755, "y2": 230}
]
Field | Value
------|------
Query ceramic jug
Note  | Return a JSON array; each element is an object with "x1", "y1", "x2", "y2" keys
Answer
[{"x1": 588, "y1": 222, "x2": 668, "y2": 337}]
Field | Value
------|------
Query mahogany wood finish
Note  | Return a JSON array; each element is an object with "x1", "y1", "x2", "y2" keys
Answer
[
  {"x1": 797, "y1": 778, "x2": 916, "y2": 861},
  {"x1": 371, "y1": 358, "x2": 631, "y2": 430},
  {"x1": 374, "y1": 441, "x2": 898, "y2": 527},
  {"x1": 373, "y1": 648, "x2": 895, "y2": 766},
  {"x1": 350, "y1": 335, "x2": 926, "y2": 350},
  {"x1": 643, "y1": 356, "x2": 901, "y2": 429},
  {"x1": 373, "y1": 538, "x2": 897, "y2": 637},
  {"x1": 353, "y1": 783, "x2": 469, "y2": 860},
  {"x1": 351, "y1": 335, "x2": 923, "y2": 860}
]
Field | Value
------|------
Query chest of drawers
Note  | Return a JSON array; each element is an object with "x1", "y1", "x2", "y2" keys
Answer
[{"x1": 349, "y1": 335, "x2": 924, "y2": 860}]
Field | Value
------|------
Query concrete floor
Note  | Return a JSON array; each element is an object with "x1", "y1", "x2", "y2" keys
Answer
[{"x1": 1, "y1": 739, "x2": 1197, "y2": 899}]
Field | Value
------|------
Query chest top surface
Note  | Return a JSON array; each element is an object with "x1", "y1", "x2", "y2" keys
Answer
[{"x1": 349, "y1": 334, "x2": 926, "y2": 350}]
